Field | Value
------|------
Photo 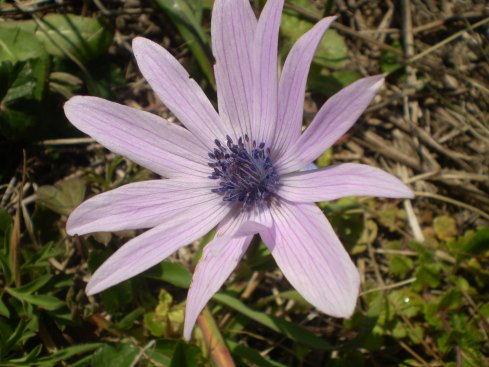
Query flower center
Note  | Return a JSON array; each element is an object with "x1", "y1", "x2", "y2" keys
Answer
[{"x1": 208, "y1": 135, "x2": 279, "y2": 207}]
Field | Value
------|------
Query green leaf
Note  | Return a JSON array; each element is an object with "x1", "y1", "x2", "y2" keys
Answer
[
  {"x1": 227, "y1": 340, "x2": 287, "y2": 367},
  {"x1": 91, "y1": 344, "x2": 139, "y2": 367},
  {"x1": 36, "y1": 178, "x2": 86, "y2": 216},
  {"x1": 464, "y1": 227, "x2": 489, "y2": 255},
  {"x1": 116, "y1": 307, "x2": 145, "y2": 331},
  {"x1": 0, "y1": 27, "x2": 47, "y2": 63},
  {"x1": 5, "y1": 287, "x2": 64, "y2": 311},
  {"x1": 3, "y1": 319, "x2": 29, "y2": 356},
  {"x1": 388, "y1": 255, "x2": 414, "y2": 278},
  {"x1": 213, "y1": 292, "x2": 333, "y2": 351},
  {"x1": 281, "y1": 3, "x2": 347, "y2": 69},
  {"x1": 36, "y1": 343, "x2": 101, "y2": 366},
  {"x1": 11, "y1": 274, "x2": 52, "y2": 294},
  {"x1": 0, "y1": 208, "x2": 12, "y2": 233},
  {"x1": 146, "y1": 340, "x2": 180, "y2": 365},
  {"x1": 169, "y1": 341, "x2": 203, "y2": 367},
  {"x1": 22, "y1": 14, "x2": 112, "y2": 62},
  {"x1": 309, "y1": 70, "x2": 361, "y2": 98},
  {"x1": 145, "y1": 260, "x2": 192, "y2": 288},
  {"x1": 433, "y1": 215, "x2": 458, "y2": 240},
  {"x1": 0, "y1": 295, "x2": 9, "y2": 318},
  {"x1": 155, "y1": 0, "x2": 215, "y2": 87}
]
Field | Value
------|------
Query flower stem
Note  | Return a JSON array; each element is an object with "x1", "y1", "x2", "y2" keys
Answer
[{"x1": 197, "y1": 307, "x2": 235, "y2": 367}]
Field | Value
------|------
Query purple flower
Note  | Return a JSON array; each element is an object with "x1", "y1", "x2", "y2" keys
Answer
[{"x1": 64, "y1": 0, "x2": 413, "y2": 340}]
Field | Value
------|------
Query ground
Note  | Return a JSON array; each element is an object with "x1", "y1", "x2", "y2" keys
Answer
[{"x1": 0, "y1": 0, "x2": 488, "y2": 366}]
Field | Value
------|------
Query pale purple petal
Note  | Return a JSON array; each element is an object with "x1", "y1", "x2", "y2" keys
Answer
[
  {"x1": 260, "y1": 201, "x2": 360, "y2": 318},
  {"x1": 183, "y1": 234, "x2": 252, "y2": 340},
  {"x1": 216, "y1": 203, "x2": 273, "y2": 238},
  {"x1": 212, "y1": 0, "x2": 257, "y2": 138},
  {"x1": 67, "y1": 179, "x2": 220, "y2": 235},
  {"x1": 251, "y1": 0, "x2": 283, "y2": 144},
  {"x1": 85, "y1": 199, "x2": 231, "y2": 295},
  {"x1": 273, "y1": 16, "x2": 336, "y2": 157},
  {"x1": 278, "y1": 163, "x2": 414, "y2": 202},
  {"x1": 132, "y1": 38, "x2": 229, "y2": 147},
  {"x1": 276, "y1": 75, "x2": 384, "y2": 173},
  {"x1": 64, "y1": 97, "x2": 209, "y2": 179}
]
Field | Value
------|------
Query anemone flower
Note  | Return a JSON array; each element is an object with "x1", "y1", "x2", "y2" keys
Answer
[{"x1": 64, "y1": 0, "x2": 413, "y2": 340}]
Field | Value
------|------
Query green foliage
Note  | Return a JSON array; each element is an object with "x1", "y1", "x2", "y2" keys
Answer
[
  {"x1": 0, "y1": 14, "x2": 114, "y2": 142},
  {"x1": 280, "y1": 1, "x2": 348, "y2": 69},
  {"x1": 155, "y1": 0, "x2": 215, "y2": 88},
  {"x1": 1, "y1": 1, "x2": 487, "y2": 366}
]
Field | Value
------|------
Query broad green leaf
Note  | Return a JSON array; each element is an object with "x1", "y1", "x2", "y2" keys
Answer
[
  {"x1": 145, "y1": 260, "x2": 192, "y2": 288},
  {"x1": 91, "y1": 344, "x2": 139, "y2": 367},
  {"x1": 1, "y1": 14, "x2": 113, "y2": 62},
  {"x1": 0, "y1": 59, "x2": 49, "y2": 140},
  {"x1": 281, "y1": 2, "x2": 347, "y2": 69},
  {"x1": 227, "y1": 340, "x2": 287, "y2": 367},
  {"x1": 213, "y1": 292, "x2": 333, "y2": 351},
  {"x1": 36, "y1": 178, "x2": 86, "y2": 216},
  {"x1": 2, "y1": 58, "x2": 49, "y2": 103},
  {"x1": 309, "y1": 70, "x2": 361, "y2": 98},
  {"x1": 0, "y1": 27, "x2": 47, "y2": 63}
]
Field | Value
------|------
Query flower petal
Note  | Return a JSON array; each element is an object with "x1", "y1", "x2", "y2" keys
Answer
[
  {"x1": 64, "y1": 96, "x2": 209, "y2": 178},
  {"x1": 85, "y1": 199, "x2": 231, "y2": 295},
  {"x1": 260, "y1": 201, "x2": 360, "y2": 318},
  {"x1": 212, "y1": 0, "x2": 257, "y2": 138},
  {"x1": 216, "y1": 203, "x2": 273, "y2": 237},
  {"x1": 251, "y1": 0, "x2": 283, "y2": 144},
  {"x1": 278, "y1": 163, "x2": 414, "y2": 202},
  {"x1": 183, "y1": 234, "x2": 252, "y2": 340},
  {"x1": 276, "y1": 75, "x2": 384, "y2": 173},
  {"x1": 67, "y1": 179, "x2": 219, "y2": 235},
  {"x1": 132, "y1": 37, "x2": 228, "y2": 147},
  {"x1": 273, "y1": 16, "x2": 336, "y2": 157}
]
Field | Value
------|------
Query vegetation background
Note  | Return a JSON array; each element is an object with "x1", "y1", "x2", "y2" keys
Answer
[{"x1": 1, "y1": 0, "x2": 488, "y2": 366}]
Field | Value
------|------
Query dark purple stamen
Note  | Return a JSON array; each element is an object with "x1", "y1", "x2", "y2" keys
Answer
[{"x1": 208, "y1": 135, "x2": 279, "y2": 207}]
